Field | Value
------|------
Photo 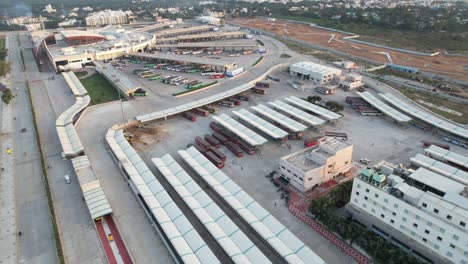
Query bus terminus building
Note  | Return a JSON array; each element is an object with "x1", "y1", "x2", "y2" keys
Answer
[
  {"x1": 289, "y1": 61, "x2": 342, "y2": 84},
  {"x1": 279, "y1": 137, "x2": 353, "y2": 193},
  {"x1": 347, "y1": 149, "x2": 468, "y2": 264}
]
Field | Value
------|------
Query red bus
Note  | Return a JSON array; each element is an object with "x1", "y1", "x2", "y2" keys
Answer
[
  {"x1": 183, "y1": 112, "x2": 196, "y2": 122},
  {"x1": 238, "y1": 141, "x2": 255, "y2": 155},
  {"x1": 251, "y1": 87, "x2": 266, "y2": 94},
  {"x1": 205, "y1": 134, "x2": 221, "y2": 148},
  {"x1": 210, "y1": 74, "x2": 225, "y2": 79},
  {"x1": 212, "y1": 132, "x2": 228, "y2": 145},
  {"x1": 210, "y1": 122, "x2": 224, "y2": 133},
  {"x1": 208, "y1": 146, "x2": 226, "y2": 162},
  {"x1": 422, "y1": 141, "x2": 450, "y2": 150},
  {"x1": 195, "y1": 136, "x2": 211, "y2": 150},
  {"x1": 226, "y1": 141, "x2": 243, "y2": 157},
  {"x1": 227, "y1": 98, "x2": 241, "y2": 106},
  {"x1": 205, "y1": 151, "x2": 225, "y2": 168},
  {"x1": 187, "y1": 143, "x2": 206, "y2": 153}
]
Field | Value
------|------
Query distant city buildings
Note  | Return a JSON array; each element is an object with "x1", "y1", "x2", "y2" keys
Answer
[
  {"x1": 347, "y1": 146, "x2": 468, "y2": 264},
  {"x1": 85, "y1": 10, "x2": 131, "y2": 27},
  {"x1": 7, "y1": 16, "x2": 45, "y2": 31},
  {"x1": 58, "y1": 19, "x2": 79, "y2": 28},
  {"x1": 279, "y1": 137, "x2": 353, "y2": 193}
]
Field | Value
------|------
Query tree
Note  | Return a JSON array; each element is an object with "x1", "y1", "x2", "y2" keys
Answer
[
  {"x1": 307, "y1": 95, "x2": 321, "y2": 104},
  {"x1": 1, "y1": 88, "x2": 14, "y2": 105},
  {"x1": 325, "y1": 101, "x2": 344, "y2": 113},
  {"x1": 0, "y1": 61, "x2": 11, "y2": 77}
]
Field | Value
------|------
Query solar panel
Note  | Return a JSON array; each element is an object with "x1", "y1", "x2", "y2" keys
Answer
[
  {"x1": 285, "y1": 96, "x2": 341, "y2": 120},
  {"x1": 179, "y1": 146, "x2": 325, "y2": 264},
  {"x1": 153, "y1": 154, "x2": 271, "y2": 264},
  {"x1": 105, "y1": 128, "x2": 219, "y2": 264},
  {"x1": 212, "y1": 114, "x2": 268, "y2": 146},
  {"x1": 268, "y1": 100, "x2": 325, "y2": 126},
  {"x1": 380, "y1": 93, "x2": 468, "y2": 139},
  {"x1": 357, "y1": 91, "x2": 411, "y2": 122},
  {"x1": 251, "y1": 104, "x2": 307, "y2": 132},
  {"x1": 233, "y1": 109, "x2": 288, "y2": 139}
]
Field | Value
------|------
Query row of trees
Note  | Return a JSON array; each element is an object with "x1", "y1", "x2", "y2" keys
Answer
[
  {"x1": 309, "y1": 181, "x2": 425, "y2": 264},
  {"x1": 306, "y1": 95, "x2": 344, "y2": 113}
]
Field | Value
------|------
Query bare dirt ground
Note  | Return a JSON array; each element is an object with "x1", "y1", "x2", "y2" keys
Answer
[
  {"x1": 233, "y1": 18, "x2": 468, "y2": 81},
  {"x1": 128, "y1": 123, "x2": 169, "y2": 152}
]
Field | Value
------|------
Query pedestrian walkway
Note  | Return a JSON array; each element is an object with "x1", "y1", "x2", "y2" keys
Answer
[{"x1": 0, "y1": 87, "x2": 17, "y2": 264}]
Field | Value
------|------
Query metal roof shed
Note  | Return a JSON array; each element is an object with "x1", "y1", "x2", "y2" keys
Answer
[
  {"x1": 251, "y1": 104, "x2": 307, "y2": 133},
  {"x1": 232, "y1": 109, "x2": 288, "y2": 139},
  {"x1": 285, "y1": 96, "x2": 341, "y2": 120},
  {"x1": 56, "y1": 95, "x2": 91, "y2": 126},
  {"x1": 424, "y1": 145, "x2": 468, "y2": 170},
  {"x1": 212, "y1": 114, "x2": 268, "y2": 146},
  {"x1": 62, "y1": 71, "x2": 88, "y2": 97},
  {"x1": 357, "y1": 91, "x2": 411, "y2": 122},
  {"x1": 268, "y1": 100, "x2": 325, "y2": 126},
  {"x1": 410, "y1": 153, "x2": 468, "y2": 185}
]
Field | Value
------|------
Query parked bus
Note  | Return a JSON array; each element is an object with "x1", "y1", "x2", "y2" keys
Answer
[
  {"x1": 422, "y1": 141, "x2": 450, "y2": 150},
  {"x1": 212, "y1": 132, "x2": 228, "y2": 145},
  {"x1": 134, "y1": 89, "x2": 147, "y2": 97},
  {"x1": 325, "y1": 131, "x2": 348, "y2": 140},
  {"x1": 185, "y1": 68, "x2": 201, "y2": 73},
  {"x1": 218, "y1": 101, "x2": 234, "y2": 108},
  {"x1": 195, "y1": 136, "x2": 211, "y2": 150},
  {"x1": 202, "y1": 106, "x2": 218, "y2": 114},
  {"x1": 205, "y1": 134, "x2": 220, "y2": 148},
  {"x1": 210, "y1": 73, "x2": 225, "y2": 79},
  {"x1": 208, "y1": 146, "x2": 226, "y2": 162},
  {"x1": 226, "y1": 141, "x2": 243, "y2": 157},
  {"x1": 183, "y1": 112, "x2": 196, "y2": 122},
  {"x1": 201, "y1": 70, "x2": 216, "y2": 76},
  {"x1": 205, "y1": 151, "x2": 225, "y2": 168},
  {"x1": 145, "y1": 63, "x2": 155, "y2": 68},
  {"x1": 238, "y1": 141, "x2": 255, "y2": 155}
]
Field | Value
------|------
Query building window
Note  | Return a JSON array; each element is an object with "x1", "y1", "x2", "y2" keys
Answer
[
  {"x1": 293, "y1": 173, "x2": 298, "y2": 177},
  {"x1": 281, "y1": 166, "x2": 286, "y2": 169},
  {"x1": 434, "y1": 208, "x2": 439, "y2": 214},
  {"x1": 375, "y1": 194, "x2": 379, "y2": 198},
  {"x1": 422, "y1": 238, "x2": 427, "y2": 242},
  {"x1": 393, "y1": 204, "x2": 398, "y2": 209},
  {"x1": 402, "y1": 217, "x2": 407, "y2": 222},
  {"x1": 453, "y1": 235, "x2": 459, "y2": 241},
  {"x1": 366, "y1": 189, "x2": 369, "y2": 193},
  {"x1": 308, "y1": 178, "x2": 312, "y2": 181},
  {"x1": 450, "y1": 244, "x2": 455, "y2": 249},
  {"x1": 410, "y1": 231, "x2": 415, "y2": 236},
  {"x1": 392, "y1": 212, "x2": 396, "y2": 216},
  {"x1": 415, "y1": 215, "x2": 420, "y2": 220},
  {"x1": 440, "y1": 228, "x2": 445, "y2": 234},
  {"x1": 364, "y1": 196, "x2": 368, "y2": 200},
  {"x1": 357, "y1": 184, "x2": 361, "y2": 188},
  {"x1": 460, "y1": 221, "x2": 466, "y2": 227},
  {"x1": 437, "y1": 236, "x2": 442, "y2": 241},
  {"x1": 424, "y1": 229, "x2": 430, "y2": 234},
  {"x1": 446, "y1": 215, "x2": 452, "y2": 220},
  {"x1": 413, "y1": 223, "x2": 418, "y2": 228},
  {"x1": 380, "y1": 214, "x2": 385, "y2": 218},
  {"x1": 427, "y1": 221, "x2": 432, "y2": 226},
  {"x1": 390, "y1": 220, "x2": 394, "y2": 224},
  {"x1": 447, "y1": 252, "x2": 452, "y2": 257},
  {"x1": 287, "y1": 169, "x2": 291, "y2": 173},
  {"x1": 434, "y1": 245, "x2": 439, "y2": 250},
  {"x1": 422, "y1": 203, "x2": 427, "y2": 208}
]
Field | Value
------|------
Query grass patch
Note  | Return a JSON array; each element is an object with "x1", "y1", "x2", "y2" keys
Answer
[
  {"x1": 0, "y1": 37, "x2": 5, "y2": 50},
  {"x1": 252, "y1": 56, "x2": 264, "y2": 66},
  {"x1": 79, "y1": 73, "x2": 120, "y2": 104},
  {"x1": 274, "y1": 15, "x2": 468, "y2": 54},
  {"x1": 389, "y1": 84, "x2": 468, "y2": 124},
  {"x1": 74, "y1": 71, "x2": 87, "y2": 78},
  {"x1": 26, "y1": 81, "x2": 65, "y2": 264}
]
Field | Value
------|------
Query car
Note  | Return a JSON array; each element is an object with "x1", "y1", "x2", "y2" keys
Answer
[
  {"x1": 359, "y1": 158, "x2": 371, "y2": 165},
  {"x1": 64, "y1": 174, "x2": 71, "y2": 184}
]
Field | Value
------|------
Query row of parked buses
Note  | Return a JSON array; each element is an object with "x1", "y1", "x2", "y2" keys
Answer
[
  {"x1": 170, "y1": 48, "x2": 257, "y2": 56},
  {"x1": 209, "y1": 121, "x2": 255, "y2": 157},
  {"x1": 188, "y1": 135, "x2": 227, "y2": 168}
]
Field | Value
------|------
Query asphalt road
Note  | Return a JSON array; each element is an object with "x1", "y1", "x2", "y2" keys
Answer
[
  {"x1": 6, "y1": 33, "x2": 58, "y2": 263},
  {"x1": 18, "y1": 33, "x2": 106, "y2": 264}
]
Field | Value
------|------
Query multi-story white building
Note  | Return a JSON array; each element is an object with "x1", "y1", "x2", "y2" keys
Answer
[
  {"x1": 290, "y1": 61, "x2": 342, "y2": 84},
  {"x1": 279, "y1": 137, "x2": 353, "y2": 192},
  {"x1": 85, "y1": 10, "x2": 129, "y2": 27},
  {"x1": 348, "y1": 161, "x2": 468, "y2": 264}
]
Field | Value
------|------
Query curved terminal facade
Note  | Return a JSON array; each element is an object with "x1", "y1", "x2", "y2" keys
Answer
[{"x1": 33, "y1": 28, "x2": 155, "y2": 71}]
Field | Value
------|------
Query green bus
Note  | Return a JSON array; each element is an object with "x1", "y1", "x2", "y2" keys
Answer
[
  {"x1": 145, "y1": 63, "x2": 155, "y2": 68},
  {"x1": 185, "y1": 68, "x2": 201, "y2": 73},
  {"x1": 147, "y1": 75, "x2": 162, "y2": 81},
  {"x1": 130, "y1": 59, "x2": 141, "y2": 64}
]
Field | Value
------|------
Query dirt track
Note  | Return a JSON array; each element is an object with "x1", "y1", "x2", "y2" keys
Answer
[{"x1": 233, "y1": 18, "x2": 468, "y2": 81}]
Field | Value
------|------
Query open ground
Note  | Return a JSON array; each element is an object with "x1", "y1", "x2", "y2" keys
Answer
[{"x1": 232, "y1": 18, "x2": 468, "y2": 82}]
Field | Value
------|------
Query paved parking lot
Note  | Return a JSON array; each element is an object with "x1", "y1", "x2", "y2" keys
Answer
[{"x1": 128, "y1": 69, "x2": 455, "y2": 263}]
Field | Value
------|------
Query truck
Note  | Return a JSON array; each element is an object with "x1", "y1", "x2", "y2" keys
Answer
[
  {"x1": 202, "y1": 106, "x2": 218, "y2": 114},
  {"x1": 205, "y1": 134, "x2": 220, "y2": 148},
  {"x1": 251, "y1": 87, "x2": 266, "y2": 94},
  {"x1": 212, "y1": 132, "x2": 228, "y2": 145},
  {"x1": 204, "y1": 151, "x2": 225, "y2": 168},
  {"x1": 235, "y1": 95, "x2": 249, "y2": 101},
  {"x1": 238, "y1": 141, "x2": 255, "y2": 155},
  {"x1": 227, "y1": 98, "x2": 241, "y2": 106},
  {"x1": 183, "y1": 112, "x2": 196, "y2": 122},
  {"x1": 193, "y1": 108, "x2": 209, "y2": 117},
  {"x1": 226, "y1": 141, "x2": 243, "y2": 157},
  {"x1": 255, "y1": 82, "x2": 270, "y2": 88},
  {"x1": 208, "y1": 146, "x2": 226, "y2": 162},
  {"x1": 195, "y1": 136, "x2": 211, "y2": 150},
  {"x1": 209, "y1": 73, "x2": 225, "y2": 79},
  {"x1": 226, "y1": 67, "x2": 244, "y2": 78},
  {"x1": 218, "y1": 101, "x2": 234, "y2": 108},
  {"x1": 325, "y1": 131, "x2": 348, "y2": 141}
]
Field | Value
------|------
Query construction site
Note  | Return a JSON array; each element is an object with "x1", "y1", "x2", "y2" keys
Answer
[{"x1": 232, "y1": 18, "x2": 468, "y2": 82}]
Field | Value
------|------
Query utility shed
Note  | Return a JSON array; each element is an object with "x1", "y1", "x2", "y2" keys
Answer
[{"x1": 289, "y1": 61, "x2": 341, "y2": 84}]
